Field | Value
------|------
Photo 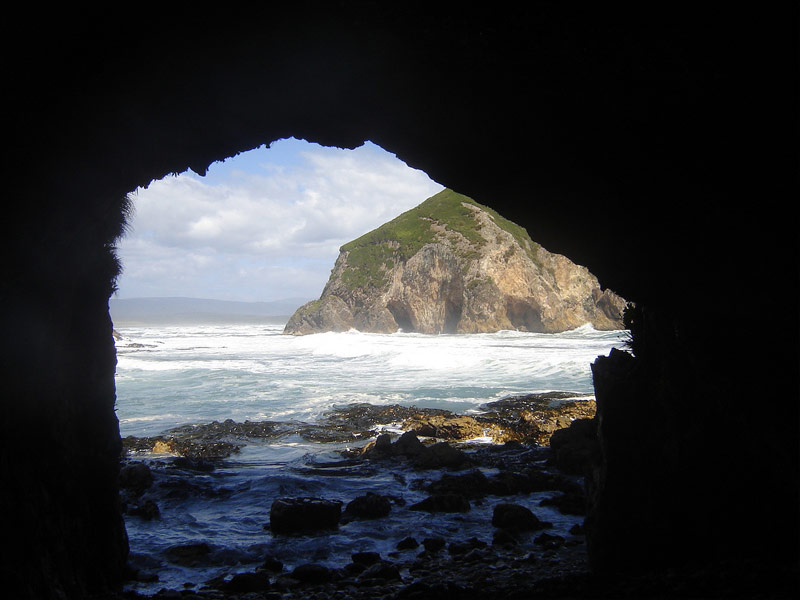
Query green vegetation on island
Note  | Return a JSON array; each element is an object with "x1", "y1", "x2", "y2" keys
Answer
[{"x1": 338, "y1": 189, "x2": 541, "y2": 290}]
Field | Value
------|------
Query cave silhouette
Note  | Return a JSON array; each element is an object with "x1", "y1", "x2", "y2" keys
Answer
[{"x1": 2, "y1": 5, "x2": 797, "y2": 599}]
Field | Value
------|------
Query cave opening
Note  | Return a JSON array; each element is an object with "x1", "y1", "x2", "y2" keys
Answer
[
  {"x1": 112, "y1": 137, "x2": 630, "y2": 594},
  {"x1": 443, "y1": 297, "x2": 462, "y2": 334},
  {"x1": 5, "y1": 8, "x2": 797, "y2": 599},
  {"x1": 386, "y1": 301, "x2": 415, "y2": 332}
]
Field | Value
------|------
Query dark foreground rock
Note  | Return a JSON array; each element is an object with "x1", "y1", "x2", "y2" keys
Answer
[
  {"x1": 343, "y1": 492, "x2": 393, "y2": 520},
  {"x1": 269, "y1": 497, "x2": 342, "y2": 534},
  {"x1": 492, "y1": 503, "x2": 552, "y2": 531},
  {"x1": 116, "y1": 430, "x2": 799, "y2": 600},
  {"x1": 120, "y1": 394, "x2": 598, "y2": 463},
  {"x1": 548, "y1": 417, "x2": 599, "y2": 475},
  {"x1": 124, "y1": 556, "x2": 799, "y2": 600}
]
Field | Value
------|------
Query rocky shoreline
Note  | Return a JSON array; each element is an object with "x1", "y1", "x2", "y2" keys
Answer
[
  {"x1": 116, "y1": 394, "x2": 798, "y2": 599},
  {"x1": 120, "y1": 392, "x2": 597, "y2": 461}
]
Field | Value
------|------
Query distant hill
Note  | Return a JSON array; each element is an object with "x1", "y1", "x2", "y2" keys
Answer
[
  {"x1": 110, "y1": 297, "x2": 310, "y2": 325},
  {"x1": 285, "y1": 189, "x2": 627, "y2": 335}
]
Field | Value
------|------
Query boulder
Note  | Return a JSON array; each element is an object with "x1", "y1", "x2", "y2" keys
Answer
[
  {"x1": 165, "y1": 542, "x2": 211, "y2": 566},
  {"x1": 343, "y1": 492, "x2": 392, "y2": 520},
  {"x1": 393, "y1": 431, "x2": 425, "y2": 457},
  {"x1": 397, "y1": 537, "x2": 420, "y2": 550},
  {"x1": 549, "y1": 417, "x2": 599, "y2": 474},
  {"x1": 413, "y1": 441, "x2": 470, "y2": 470},
  {"x1": 119, "y1": 461, "x2": 153, "y2": 496},
  {"x1": 269, "y1": 497, "x2": 342, "y2": 534},
  {"x1": 491, "y1": 503, "x2": 551, "y2": 531},
  {"x1": 225, "y1": 572, "x2": 271, "y2": 593}
]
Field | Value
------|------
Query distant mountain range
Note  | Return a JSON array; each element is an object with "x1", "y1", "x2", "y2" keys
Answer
[{"x1": 110, "y1": 297, "x2": 311, "y2": 325}]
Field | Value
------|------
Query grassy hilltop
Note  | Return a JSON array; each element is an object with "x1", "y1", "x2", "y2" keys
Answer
[{"x1": 338, "y1": 189, "x2": 541, "y2": 290}]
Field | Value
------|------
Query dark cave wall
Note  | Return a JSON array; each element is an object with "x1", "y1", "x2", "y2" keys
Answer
[
  {"x1": 2, "y1": 5, "x2": 797, "y2": 597},
  {"x1": 2, "y1": 195, "x2": 130, "y2": 596}
]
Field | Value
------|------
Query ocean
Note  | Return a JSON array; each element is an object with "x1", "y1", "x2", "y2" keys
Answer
[{"x1": 114, "y1": 322, "x2": 628, "y2": 593}]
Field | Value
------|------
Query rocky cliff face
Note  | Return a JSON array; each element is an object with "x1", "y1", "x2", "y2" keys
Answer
[{"x1": 285, "y1": 190, "x2": 627, "y2": 335}]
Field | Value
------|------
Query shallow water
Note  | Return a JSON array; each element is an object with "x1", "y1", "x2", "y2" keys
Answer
[{"x1": 114, "y1": 323, "x2": 627, "y2": 593}]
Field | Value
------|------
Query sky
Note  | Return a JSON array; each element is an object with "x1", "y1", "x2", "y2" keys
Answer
[{"x1": 114, "y1": 138, "x2": 445, "y2": 302}]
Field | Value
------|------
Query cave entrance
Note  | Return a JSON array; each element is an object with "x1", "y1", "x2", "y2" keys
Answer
[
  {"x1": 443, "y1": 297, "x2": 462, "y2": 334},
  {"x1": 386, "y1": 301, "x2": 415, "y2": 332},
  {"x1": 111, "y1": 137, "x2": 629, "y2": 593}
]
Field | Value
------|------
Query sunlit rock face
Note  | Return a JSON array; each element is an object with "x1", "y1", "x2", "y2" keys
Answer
[{"x1": 285, "y1": 190, "x2": 626, "y2": 335}]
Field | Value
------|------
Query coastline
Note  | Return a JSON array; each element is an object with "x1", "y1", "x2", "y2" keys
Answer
[
  {"x1": 117, "y1": 396, "x2": 799, "y2": 599},
  {"x1": 119, "y1": 395, "x2": 599, "y2": 598}
]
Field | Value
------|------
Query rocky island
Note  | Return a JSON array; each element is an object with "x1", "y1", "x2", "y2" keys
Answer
[{"x1": 285, "y1": 189, "x2": 626, "y2": 335}]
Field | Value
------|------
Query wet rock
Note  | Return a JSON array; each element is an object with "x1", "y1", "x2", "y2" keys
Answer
[
  {"x1": 269, "y1": 497, "x2": 342, "y2": 534},
  {"x1": 410, "y1": 493, "x2": 471, "y2": 513},
  {"x1": 225, "y1": 571, "x2": 271, "y2": 592},
  {"x1": 125, "y1": 499, "x2": 160, "y2": 520},
  {"x1": 351, "y1": 551, "x2": 382, "y2": 566},
  {"x1": 343, "y1": 492, "x2": 392, "y2": 520},
  {"x1": 492, "y1": 503, "x2": 551, "y2": 531},
  {"x1": 492, "y1": 529, "x2": 519, "y2": 547},
  {"x1": 343, "y1": 561, "x2": 367, "y2": 577},
  {"x1": 487, "y1": 468, "x2": 577, "y2": 496},
  {"x1": 403, "y1": 414, "x2": 485, "y2": 440},
  {"x1": 397, "y1": 537, "x2": 419, "y2": 550},
  {"x1": 478, "y1": 393, "x2": 597, "y2": 445},
  {"x1": 549, "y1": 417, "x2": 599, "y2": 475},
  {"x1": 123, "y1": 434, "x2": 243, "y2": 459},
  {"x1": 422, "y1": 537, "x2": 447, "y2": 552},
  {"x1": 394, "y1": 431, "x2": 426, "y2": 457},
  {"x1": 361, "y1": 431, "x2": 471, "y2": 470},
  {"x1": 322, "y1": 403, "x2": 449, "y2": 433},
  {"x1": 424, "y1": 469, "x2": 491, "y2": 498},
  {"x1": 290, "y1": 563, "x2": 333, "y2": 584},
  {"x1": 119, "y1": 461, "x2": 153, "y2": 495},
  {"x1": 165, "y1": 542, "x2": 211, "y2": 566},
  {"x1": 373, "y1": 433, "x2": 393, "y2": 453},
  {"x1": 413, "y1": 441, "x2": 470, "y2": 470}
]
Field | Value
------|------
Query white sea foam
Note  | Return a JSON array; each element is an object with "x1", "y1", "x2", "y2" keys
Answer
[{"x1": 114, "y1": 322, "x2": 627, "y2": 436}]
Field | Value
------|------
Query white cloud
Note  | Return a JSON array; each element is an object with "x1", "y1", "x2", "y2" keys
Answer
[{"x1": 114, "y1": 139, "x2": 444, "y2": 301}]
